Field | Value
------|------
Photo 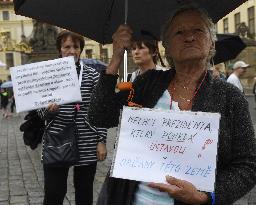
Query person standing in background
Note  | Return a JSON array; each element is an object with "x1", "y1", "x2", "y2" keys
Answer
[
  {"x1": 0, "y1": 88, "x2": 9, "y2": 118},
  {"x1": 129, "y1": 39, "x2": 166, "y2": 82},
  {"x1": 10, "y1": 94, "x2": 15, "y2": 113},
  {"x1": 227, "y1": 60, "x2": 249, "y2": 93}
]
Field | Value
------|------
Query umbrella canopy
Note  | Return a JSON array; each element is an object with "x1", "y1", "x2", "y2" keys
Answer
[
  {"x1": 0, "y1": 60, "x2": 6, "y2": 67},
  {"x1": 14, "y1": 0, "x2": 246, "y2": 44},
  {"x1": 1, "y1": 81, "x2": 13, "y2": 89},
  {"x1": 214, "y1": 34, "x2": 246, "y2": 64},
  {"x1": 81, "y1": 58, "x2": 107, "y2": 72}
]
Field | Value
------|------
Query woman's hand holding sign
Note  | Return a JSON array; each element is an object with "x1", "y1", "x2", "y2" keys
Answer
[
  {"x1": 149, "y1": 176, "x2": 209, "y2": 204},
  {"x1": 47, "y1": 103, "x2": 59, "y2": 113}
]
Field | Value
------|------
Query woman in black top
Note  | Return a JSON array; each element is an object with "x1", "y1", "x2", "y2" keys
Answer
[{"x1": 89, "y1": 5, "x2": 256, "y2": 205}]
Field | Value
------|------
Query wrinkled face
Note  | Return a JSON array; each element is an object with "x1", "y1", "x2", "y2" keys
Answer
[
  {"x1": 166, "y1": 10, "x2": 213, "y2": 64},
  {"x1": 131, "y1": 43, "x2": 154, "y2": 66},
  {"x1": 60, "y1": 36, "x2": 81, "y2": 63}
]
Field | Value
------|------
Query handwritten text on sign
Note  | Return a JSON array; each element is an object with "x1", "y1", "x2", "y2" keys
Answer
[
  {"x1": 10, "y1": 57, "x2": 82, "y2": 112},
  {"x1": 111, "y1": 107, "x2": 220, "y2": 192}
]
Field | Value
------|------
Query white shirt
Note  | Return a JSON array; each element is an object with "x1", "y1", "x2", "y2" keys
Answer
[
  {"x1": 130, "y1": 66, "x2": 167, "y2": 82},
  {"x1": 227, "y1": 73, "x2": 243, "y2": 92},
  {"x1": 133, "y1": 90, "x2": 176, "y2": 205}
]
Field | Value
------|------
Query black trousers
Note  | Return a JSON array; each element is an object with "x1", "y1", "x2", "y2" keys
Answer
[
  {"x1": 10, "y1": 99, "x2": 15, "y2": 113},
  {"x1": 43, "y1": 163, "x2": 97, "y2": 205}
]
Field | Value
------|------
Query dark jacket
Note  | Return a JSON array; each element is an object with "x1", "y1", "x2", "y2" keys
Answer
[
  {"x1": 20, "y1": 110, "x2": 45, "y2": 150},
  {"x1": 0, "y1": 91, "x2": 9, "y2": 107},
  {"x1": 88, "y1": 69, "x2": 256, "y2": 205}
]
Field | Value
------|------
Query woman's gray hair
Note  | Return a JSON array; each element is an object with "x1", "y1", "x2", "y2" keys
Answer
[{"x1": 161, "y1": 5, "x2": 217, "y2": 67}]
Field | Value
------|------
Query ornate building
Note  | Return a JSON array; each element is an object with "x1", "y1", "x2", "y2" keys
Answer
[
  {"x1": 216, "y1": 0, "x2": 256, "y2": 88},
  {"x1": 0, "y1": 0, "x2": 33, "y2": 80}
]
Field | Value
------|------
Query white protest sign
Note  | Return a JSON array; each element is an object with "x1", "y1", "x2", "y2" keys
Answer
[
  {"x1": 10, "y1": 56, "x2": 82, "y2": 112},
  {"x1": 111, "y1": 106, "x2": 220, "y2": 192}
]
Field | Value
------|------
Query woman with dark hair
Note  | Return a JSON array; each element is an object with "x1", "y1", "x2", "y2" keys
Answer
[
  {"x1": 89, "y1": 5, "x2": 256, "y2": 205},
  {"x1": 38, "y1": 30, "x2": 107, "y2": 205},
  {"x1": 129, "y1": 39, "x2": 165, "y2": 82}
]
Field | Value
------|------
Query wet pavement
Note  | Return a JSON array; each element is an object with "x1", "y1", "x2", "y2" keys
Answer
[{"x1": 0, "y1": 96, "x2": 255, "y2": 205}]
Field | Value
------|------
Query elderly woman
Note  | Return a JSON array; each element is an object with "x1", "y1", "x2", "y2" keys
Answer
[
  {"x1": 89, "y1": 6, "x2": 256, "y2": 205},
  {"x1": 38, "y1": 30, "x2": 107, "y2": 205}
]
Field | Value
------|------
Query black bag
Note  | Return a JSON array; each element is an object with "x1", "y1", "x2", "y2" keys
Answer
[
  {"x1": 20, "y1": 111, "x2": 45, "y2": 150},
  {"x1": 42, "y1": 107, "x2": 79, "y2": 167}
]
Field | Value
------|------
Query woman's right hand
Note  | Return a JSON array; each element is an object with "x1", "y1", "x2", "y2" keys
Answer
[
  {"x1": 149, "y1": 176, "x2": 209, "y2": 204},
  {"x1": 47, "y1": 103, "x2": 59, "y2": 113},
  {"x1": 106, "y1": 25, "x2": 133, "y2": 75}
]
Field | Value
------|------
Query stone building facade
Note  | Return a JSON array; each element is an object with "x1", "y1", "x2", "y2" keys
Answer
[
  {"x1": 217, "y1": 0, "x2": 256, "y2": 89},
  {"x1": 0, "y1": 0, "x2": 33, "y2": 80}
]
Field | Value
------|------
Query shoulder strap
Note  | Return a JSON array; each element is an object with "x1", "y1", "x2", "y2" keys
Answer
[{"x1": 45, "y1": 104, "x2": 80, "y2": 130}]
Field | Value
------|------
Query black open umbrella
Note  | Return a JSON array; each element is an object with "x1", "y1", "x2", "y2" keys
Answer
[
  {"x1": 14, "y1": 0, "x2": 246, "y2": 44},
  {"x1": 214, "y1": 34, "x2": 246, "y2": 64}
]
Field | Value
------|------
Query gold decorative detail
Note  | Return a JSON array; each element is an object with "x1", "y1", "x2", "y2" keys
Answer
[{"x1": 0, "y1": 30, "x2": 32, "y2": 53}]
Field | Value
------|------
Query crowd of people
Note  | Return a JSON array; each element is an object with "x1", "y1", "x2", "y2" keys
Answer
[{"x1": 1, "y1": 4, "x2": 256, "y2": 205}]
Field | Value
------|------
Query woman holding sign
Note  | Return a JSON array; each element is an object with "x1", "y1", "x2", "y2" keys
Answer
[
  {"x1": 88, "y1": 5, "x2": 256, "y2": 205},
  {"x1": 38, "y1": 30, "x2": 107, "y2": 205}
]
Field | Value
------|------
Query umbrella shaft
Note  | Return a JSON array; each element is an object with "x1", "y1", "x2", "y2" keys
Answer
[
  {"x1": 124, "y1": 50, "x2": 128, "y2": 82},
  {"x1": 125, "y1": 0, "x2": 128, "y2": 24}
]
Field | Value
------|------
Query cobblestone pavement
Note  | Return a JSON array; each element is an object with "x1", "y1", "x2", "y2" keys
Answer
[
  {"x1": 0, "y1": 112, "x2": 118, "y2": 205},
  {"x1": 0, "y1": 96, "x2": 256, "y2": 205}
]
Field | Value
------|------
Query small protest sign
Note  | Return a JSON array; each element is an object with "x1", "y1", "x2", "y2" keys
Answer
[
  {"x1": 10, "y1": 56, "x2": 82, "y2": 112},
  {"x1": 111, "y1": 106, "x2": 220, "y2": 192}
]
